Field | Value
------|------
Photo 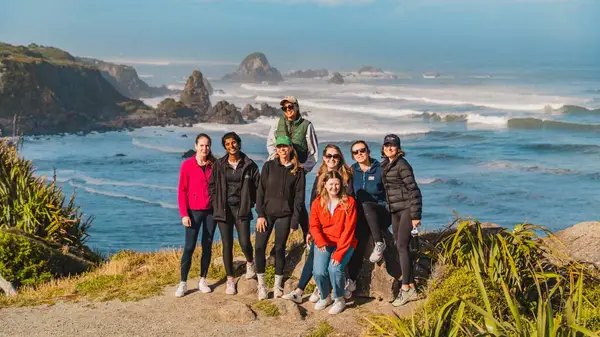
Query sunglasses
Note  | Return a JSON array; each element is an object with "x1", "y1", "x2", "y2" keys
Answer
[
  {"x1": 281, "y1": 105, "x2": 295, "y2": 112},
  {"x1": 276, "y1": 144, "x2": 289, "y2": 149},
  {"x1": 352, "y1": 148, "x2": 368, "y2": 155},
  {"x1": 324, "y1": 153, "x2": 341, "y2": 160}
]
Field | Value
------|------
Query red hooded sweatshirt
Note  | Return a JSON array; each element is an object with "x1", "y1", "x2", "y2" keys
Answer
[
  {"x1": 309, "y1": 196, "x2": 358, "y2": 263},
  {"x1": 178, "y1": 157, "x2": 213, "y2": 217}
]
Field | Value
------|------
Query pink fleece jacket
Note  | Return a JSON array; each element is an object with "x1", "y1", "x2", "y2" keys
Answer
[{"x1": 178, "y1": 157, "x2": 213, "y2": 217}]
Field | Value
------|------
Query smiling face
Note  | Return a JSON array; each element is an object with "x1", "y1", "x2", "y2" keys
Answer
[
  {"x1": 276, "y1": 144, "x2": 291, "y2": 160},
  {"x1": 281, "y1": 102, "x2": 297, "y2": 120},
  {"x1": 351, "y1": 143, "x2": 369, "y2": 165},
  {"x1": 224, "y1": 137, "x2": 239, "y2": 156},
  {"x1": 195, "y1": 136, "x2": 211, "y2": 159},
  {"x1": 383, "y1": 143, "x2": 399, "y2": 159},
  {"x1": 325, "y1": 177, "x2": 341, "y2": 198},
  {"x1": 323, "y1": 147, "x2": 341, "y2": 171}
]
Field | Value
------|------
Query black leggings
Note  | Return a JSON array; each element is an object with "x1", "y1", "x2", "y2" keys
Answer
[
  {"x1": 361, "y1": 202, "x2": 387, "y2": 243},
  {"x1": 217, "y1": 205, "x2": 253, "y2": 277},
  {"x1": 392, "y1": 208, "x2": 414, "y2": 285},
  {"x1": 181, "y1": 209, "x2": 216, "y2": 281},
  {"x1": 255, "y1": 216, "x2": 291, "y2": 275}
]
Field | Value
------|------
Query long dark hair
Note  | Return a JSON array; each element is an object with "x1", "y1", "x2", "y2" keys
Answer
[
  {"x1": 221, "y1": 132, "x2": 242, "y2": 150},
  {"x1": 195, "y1": 133, "x2": 216, "y2": 164}
]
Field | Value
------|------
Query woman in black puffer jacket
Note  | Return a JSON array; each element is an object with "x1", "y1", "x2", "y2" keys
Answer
[{"x1": 380, "y1": 134, "x2": 422, "y2": 307}]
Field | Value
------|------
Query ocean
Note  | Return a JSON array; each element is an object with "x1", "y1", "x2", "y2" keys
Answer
[{"x1": 20, "y1": 64, "x2": 600, "y2": 254}]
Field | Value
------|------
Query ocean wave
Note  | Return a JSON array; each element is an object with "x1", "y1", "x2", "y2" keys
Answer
[
  {"x1": 240, "y1": 84, "x2": 283, "y2": 92},
  {"x1": 554, "y1": 105, "x2": 600, "y2": 115},
  {"x1": 70, "y1": 182, "x2": 178, "y2": 209},
  {"x1": 191, "y1": 122, "x2": 270, "y2": 139},
  {"x1": 427, "y1": 131, "x2": 486, "y2": 141},
  {"x1": 131, "y1": 139, "x2": 187, "y2": 153},
  {"x1": 484, "y1": 161, "x2": 578, "y2": 175},
  {"x1": 418, "y1": 178, "x2": 461, "y2": 186},
  {"x1": 317, "y1": 125, "x2": 430, "y2": 137},
  {"x1": 522, "y1": 143, "x2": 600, "y2": 154},
  {"x1": 40, "y1": 170, "x2": 177, "y2": 191},
  {"x1": 507, "y1": 118, "x2": 600, "y2": 133},
  {"x1": 418, "y1": 153, "x2": 470, "y2": 161},
  {"x1": 422, "y1": 112, "x2": 507, "y2": 126}
]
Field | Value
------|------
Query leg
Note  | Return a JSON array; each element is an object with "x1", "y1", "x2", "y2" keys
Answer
[
  {"x1": 235, "y1": 218, "x2": 254, "y2": 262},
  {"x1": 273, "y1": 217, "x2": 291, "y2": 276},
  {"x1": 218, "y1": 221, "x2": 235, "y2": 277},
  {"x1": 198, "y1": 211, "x2": 217, "y2": 278},
  {"x1": 299, "y1": 204, "x2": 309, "y2": 242},
  {"x1": 180, "y1": 220, "x2": 200, "y2": 281},
  {"x1": 393, "y1": 209, "x2": 414, "y2": 286},
  {"x1": 313, "y1": 246, "x2": 334, "y2": 299},
  {"x1": 363, "y1": 202, "x2": 384, "y2": 243},
  {"x1": 254, "y1": 218, "x2": 275, "y2": 274},
  {"x1": 296, "y1": 243, "x2": 315, "y2": 290},
  {"x1": 347, "y1": 215, "x2": 371, "y2": 281},
  {"x1": 328, "y1": 247, "x2": 355, "y2": 299}
]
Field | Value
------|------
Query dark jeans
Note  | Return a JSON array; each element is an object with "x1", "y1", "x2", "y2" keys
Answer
[
  {"x1": 392, "y1": 208, "x2": 414, "y2": 285},
  {"x1": 297, "y1": 242, "x2": 314, "y2": 290},
  {"x1": 255, "y1": 216, "x2": 291, "y2": 275},
  {"x1": 217, "y1": 205, "x2": 253, "y2": 277},
  {"x1": 180, "y1": 209, "x2": 216, "y2": 281}
]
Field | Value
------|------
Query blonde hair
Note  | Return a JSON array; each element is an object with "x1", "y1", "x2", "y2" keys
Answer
[
  {"x1": 319, "y1": 171, "x2": 350, "y2": 212},
  {"x1": 316, "y1": 144, "x2": 352, "y2": 190},
  {"x1": 275, "y1": 145, "x2": 303, "y2": 175}
]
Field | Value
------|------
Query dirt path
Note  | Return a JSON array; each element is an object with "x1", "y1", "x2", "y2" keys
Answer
[{"x1": 0, "y1": 277, "x2": 423, "y2": 337}]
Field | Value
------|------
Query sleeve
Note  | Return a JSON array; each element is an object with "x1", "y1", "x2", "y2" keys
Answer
[
  {"x1": 266, "y1": 121, "x2": 278, "y2": 161},
  {"x1": 208, "y1": 161, "x2": 217, "y2": 209},
  {"x1": 177, "y1": 161, "x2": 189, "y2": 218},
  {"x1": 302, "y1": 123, "x2": 319, "y2": 173},
  {"x1": 250, "y1": 163, "x2": 261, "y2": 206},
  {"x1": 290, "y1": 169, "x2": 306, "y2": 229},
  {"x1": 309, "y1": 199, "x2": 328, "y2": 248},
  {"x1": 255, "y1": 162, "x2": 269, "y2": 218},
  {"x1": 399, "y1": 159, "x2": 423, "y2": 220},
  {"x1": 310, "y1": 175, "x2": 319, "y2": 204},
  {"x1": 332, "y1": 198, "x2": 357, "y2": 263}
]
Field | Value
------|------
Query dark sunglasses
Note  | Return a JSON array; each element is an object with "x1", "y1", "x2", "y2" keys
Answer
[
  {"x1": 281, "y1": 105, "x2": 295, "y2": 112},
  {"x1": 352, "y1": 148, "x2": 368, "y2": 155},
  {"x1": 276, "y1": 144, "x2": 289, "y2": 149},
  {"x1": 324, "y1": 153, "x2": 341, "y2": 160}
]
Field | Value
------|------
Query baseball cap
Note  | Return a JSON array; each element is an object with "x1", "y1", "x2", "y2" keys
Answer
[
  {"x1": 383, "y1": 134, "x2": 401, "y2": 147},
  {"x1": 280, "y1": 96, "x2": 298, "y2": 106},
  {"x1": 275, "y1": 136, "x2": 292, "y2": 146}
]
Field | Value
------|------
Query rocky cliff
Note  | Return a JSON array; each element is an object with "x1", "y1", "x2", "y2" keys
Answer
[
  {"x1": 222, "y1": 52, "x2": 284, "y2": 84},
  {"x1": 328, "y1": 72, "x2": 345, "y2": 84},
  {"x1": 286, "y1": 69, "x2": 329, "y2": 79}
]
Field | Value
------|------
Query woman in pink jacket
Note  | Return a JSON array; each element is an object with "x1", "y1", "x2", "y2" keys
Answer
[{"x1": 175, "y1": 133, "x2": 217, "y2": 297}]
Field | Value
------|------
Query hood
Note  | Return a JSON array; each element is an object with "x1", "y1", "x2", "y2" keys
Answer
[{"x1": 218, "y1": 151, "x2": 253, "y2": 168}]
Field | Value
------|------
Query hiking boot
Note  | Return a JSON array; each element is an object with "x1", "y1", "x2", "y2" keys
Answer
[
  {"x1": 328, "y1": 298, "x2": 346, "y2": 315},
  {"x1": 369, "y1": 241, "x2": 386, "y2": 263},
  {"x1": 198, "y1": 278, "x2": 212, "y2": 293},
  {"x1": 245, "y1": 262, "x2": 256, "y2": 279},
  {"x1": 225, "y1": 279, "x2": 236, "y2": 295},
  {"x1": 309, "y1": 287, "x2": 320, "y2": 303},
  {"x1": 392, "y1": 288, "x2": 418, "y2": 307},
  {"x1": 314, "y1": 296, "x2": 332, "y2": 311},
  {"x1": 258, "y1": 285, "x2": 268, "y2": 300},
  {"x1": 282, "y1": 289, "x2": 303, "y2": 304},
  {"x1": 175, "y1": 281, "x2": 187, "y2": 297}
]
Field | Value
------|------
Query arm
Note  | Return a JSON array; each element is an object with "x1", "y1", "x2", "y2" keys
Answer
[
  {"x1": 266, "y1": 121, "x2": 277, "y2": 160},
  {"x1": 177, "y1": 161, "x2": 189, "y2": 218},
  {"x1": 250, "y1": 163, "x2": 261, "y2": 206},
  {"x1": 208, "y1": 161, "x2": 217, "y2": 209},
  {"x1": 255, "y1": 162, "x2": 269, "y2": 218},
  {"x1": 290, "y1": 169, "x2": 306, "y2": 229},
  {"x1": 302, "y1": 123, "x2": 319, "y2": 173},
  {"x1": 399, "y1": 159, "x2": 423, "y2": 220},
  {"x1": 309, "y1": 199, "x2": 328, "y2": 248},
  {"x1": 332, "y1": 198, "x2": 357, "y2": 263},
  {"x1": 310, "y1": 175, "x2": 319, "y2": 204}
]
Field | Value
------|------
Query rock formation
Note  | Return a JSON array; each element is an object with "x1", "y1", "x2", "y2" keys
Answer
[
  {"x1": 286, "y1": 69, "x2": 329, "y2": 79},
  {"x1": 180, "y1": 70, "x2": 212, "y2": 114},
  {"x1": 205, "y1": 101, "x2": 245, "y2": 124},
  {"x1": 156, "y1": 98, "x2": 194, "y2": 118},
  {"x1": 222, "y1": 52, "x2": 284, "y2": 84},
  {"x1": 242, "y1": 103, "x2": 280, "y2": 121},
  {"x1": 328, "y1": 72, "x2": 345, "y2": 84},
  {"x1": 552, "y1": 221, "x2": 600, "y2": 268},
  {"x1": 358, "y1": 65, "x2": 384, "y2": 73}
]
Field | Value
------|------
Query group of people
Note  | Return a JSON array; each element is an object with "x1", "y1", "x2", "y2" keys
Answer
[{"x1": 176, "y1": 96, "x2": 423, "y2": 315}]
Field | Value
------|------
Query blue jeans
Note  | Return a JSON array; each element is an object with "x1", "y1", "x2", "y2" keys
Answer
[
  {"x1": 297, "y1": 242, "x2": 314, "y2": 290},
  {"x1": 313, "y1": 246, "x2": 354, "y2": 299}
]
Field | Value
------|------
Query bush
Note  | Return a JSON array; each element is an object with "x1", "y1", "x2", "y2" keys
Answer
[{"x1": 0, "y1": 230, "x2": 53, "y2": 287}]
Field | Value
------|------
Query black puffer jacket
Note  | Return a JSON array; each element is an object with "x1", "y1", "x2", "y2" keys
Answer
[{"x1": 381, "y1": 156, "x2": 422, "y2": 220}]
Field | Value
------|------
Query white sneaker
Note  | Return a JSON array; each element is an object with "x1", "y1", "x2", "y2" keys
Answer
[
  {"x1": 258, "y1": 285, "x2": 268, "y2": 300},
  {"x1": 175, "y1": 281, "x2": 187, "y2": 297},
  {"x1": 225, "y1": 279, "x2": 236, "y2": 295},
  {"x1": 309, "y1": 287, "x2": 320, "y2": 303},
  {"x1": 328, "y1": 298, "x2": 346, "y2": 315},
  {"x1": 273, "y1": 287, "x2": 284, "y2": 298},
  {"x1": 273, "y1": 275, "x2": 284, "y2": 298},
  {"x1": 198, "y1": 278, "x2": 212, "y2": 293},
  {"x1": 245, "y1": 262, "x2": 256, "y2": 279},
  {"x1": 314, "y1": 296, "x2": 332, "y2": 310},
  {"x1": 282, "y1": 289, "x2": 303, "y2": 304},
  {"x1": 369, "y1": 241, "x2": 386, "y2": 263},
  {"x1": 345, "y1": 279, "x2": 356, "y2": 293}
]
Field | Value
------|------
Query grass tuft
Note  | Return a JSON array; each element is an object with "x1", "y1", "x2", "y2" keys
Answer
[
  {"x1": 252, "y1": 300, "x2": 280, "y2": 317},
  {"x1": 306, "y1": 321, "x2": 334, "y2": 337}
]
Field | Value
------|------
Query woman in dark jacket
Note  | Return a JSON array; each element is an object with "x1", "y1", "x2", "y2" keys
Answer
[
  {"x1": 380, "y1": 134, "x2": 422, "y2": 307},
  {"x1": 254, "y1": 135, "x2": 306, "y2": 300},
  {"x1": 209, "y1": 132, "x2": 260, "y2": 296}
]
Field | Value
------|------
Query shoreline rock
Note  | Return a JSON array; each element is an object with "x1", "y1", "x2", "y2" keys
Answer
[
  {"x1": 222, "y1": 52, "x2": 283, "y2": 84},
  {"x1": 328, "y1": 72, "x2": 344, "y2": 85}
]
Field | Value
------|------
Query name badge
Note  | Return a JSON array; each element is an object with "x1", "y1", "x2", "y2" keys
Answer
[{"x1": 368, "y1": 176, "x2": 375, "y2": 181}]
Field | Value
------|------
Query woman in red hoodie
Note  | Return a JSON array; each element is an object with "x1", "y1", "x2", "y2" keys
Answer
[
  {"x1": 310, "y1": 170, "x2": 357, "y2": 315},
  {"x1": 175, "y1": 133, "x2": 217, "y2": 297}
]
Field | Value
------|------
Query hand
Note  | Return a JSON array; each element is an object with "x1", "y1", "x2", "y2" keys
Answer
[
  {"x1": 256, "y1": 217, "x2": 267, "y2": 232},
  {"x1": 181, "y1": 216, "x2": 191, "y2": 227},
  {"x1": 412, "y1": 219, "x2": 421, "y2": 228},
  {"x1": 306, "y1": 233, "x2": 313, "y2": 245},
  {"x1": 318, "y1": 245, "x2": 326, "y2": 253},
  {"x1": 331, "y1": 259, "x2": 340, "y2": 267}
]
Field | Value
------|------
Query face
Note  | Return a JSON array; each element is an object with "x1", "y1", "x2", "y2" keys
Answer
[
  {"x1": 276, "y1": 144, "x2": 291, "y2": 159},
  {"x1": 351, "y1": 143, "x2": 369, "y2": 164},
  {"x1": 323, "y1": 148, "x2": 341, "y2": 171},
  {"x1": 224, "y1": 137, "x2": 239, "y2": 155},
  {"x1": 383, "y1": 143, "x2": 399, "y2": 159},
  {"x1": 325, "y1": 178, "x2": 341, "y2": 197},
  {"x1": 195, "y1": 137, "x2": 211, "y2": 158},
  {"x1": 281, "y1": 102, "x2": 297, "y2": 120}
]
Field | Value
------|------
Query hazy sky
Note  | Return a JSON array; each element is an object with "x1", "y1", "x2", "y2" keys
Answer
[{"x1": 1, "y1": 0, "x2": 599, "y2": 70}]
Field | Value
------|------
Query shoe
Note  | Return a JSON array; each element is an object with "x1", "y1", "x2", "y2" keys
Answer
[
  {"x1": 345, "y1": 279, "x2": 356, "y2": 293},
  {"x1": 225, "y1": 279, "x2": 237, "y2": 295},
  {"x1": 314, "y1": 296, "x2": 332, "y2": 310},
  {"x1": 328, "y1": 298, "x2": 346, "y2": 315},
  {"x1": 309, "y1": 287, "x2": 320, "y2": 303},
  {"x1": 258, "y1": 285, "x2": 268, "y2": 300},
  {"x1": 245, "y1": 262, "x2": 256, "y2": 279},
  {"x1": 198, "y1": 278, "x2": 212, "y2": 293},
  {"x1": 274, "y1": 287, "x2": 284, "y2": 298},
  {"x1": 273, "y1": 275, "x2": 284, "y2": 298},
  {"x1": 282, "y1": 289, "x2": 303, "y2": 304},
  {"x1": 175, "y1": 281, "x2": 187, "y2": 297},
  {"x1": 392, "y1": 288, "x2": 418, "y2": 307},
  {"x1": 369, "y1": 241, "x2": 386, "y2": 263}
]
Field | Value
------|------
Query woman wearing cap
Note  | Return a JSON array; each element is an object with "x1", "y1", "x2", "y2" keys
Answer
[
  {"x1": 309, "y1": 170, "x2": 357, "y2": 315},
  {"x1": 254, "y1": 135, "x2": 306, "y2": 300},
  {"x1": 380, "y1": 134, "x2": 422, "y2": 307},
  {"x1": 175, "y1": 133, "x2": 217, "y2": 297},
  {"x1": 282, "y1": 144, "x2": 353, "y2": 304},
  {"x1": 209, "y1": 132, "x2": 260, "y2": 295}
]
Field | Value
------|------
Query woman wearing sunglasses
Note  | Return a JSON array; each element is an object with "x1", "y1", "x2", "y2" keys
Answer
[
  {"x1": 380, "y1": 134, "x2": 422, "y2": 307},
  {"x1": 282, "y1": 144, "x2": 353, "y2": 304}
]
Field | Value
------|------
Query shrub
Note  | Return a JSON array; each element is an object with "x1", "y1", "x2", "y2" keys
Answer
[{"x1": 252, "y1": 300, "x2": 280, "y2": 317}]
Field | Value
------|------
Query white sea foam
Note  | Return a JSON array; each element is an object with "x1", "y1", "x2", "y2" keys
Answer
[
  {"x1": 240, "y1": 84, "x2": 283, "y2": 92},
  {"x1": 138, "y1": 74, "x2": 154, "y2": 79},
  {"x1": 466, "y1": 113, "x2": 508, "y2": 126},
  {"x1": 132, "y1": 138, "x2": 186, "y2": 153},
  {"x1": 71, "y1": 182, "x2": 178, "y2": 209},
  {"x1": 38, "y1": 170, "x2": 177, "y2": 191}
]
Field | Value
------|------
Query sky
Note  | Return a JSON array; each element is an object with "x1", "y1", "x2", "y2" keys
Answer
[{"x1": 1, "y1": 0, "x2": 599, "y2": 71}]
